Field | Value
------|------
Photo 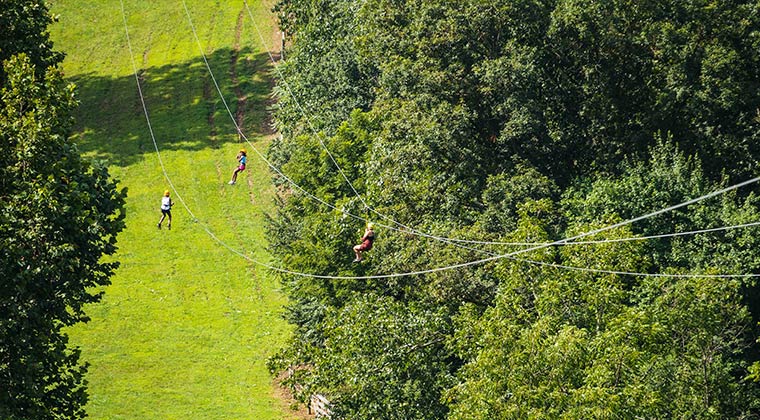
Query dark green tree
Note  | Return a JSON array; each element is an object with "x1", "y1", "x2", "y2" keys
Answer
[
  {"x1": 0, "y1": 54, "x2": 126, "y2": 419},
  {"x1": 267, "y1": 0, "x2": 760, "y2": 417},
  {"x1": 311, "y1": 294, "x2": 454, "y2": 420},
  {"x1": 0, "y1": 0, "x2": 63, "y2": 84},
  {"x1": 449, "y1": 216, "x2": 759, "y2": 419},
  {"x1": 270, "y1": 0, "x2": 374, "y2": 143}
]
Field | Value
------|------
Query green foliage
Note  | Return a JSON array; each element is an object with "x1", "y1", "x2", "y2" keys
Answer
[
  {"x1": 563, "y1": 139, "x2": 760, "y2": 280},
  {"x1": 0, "y1": 0, "x2": 63, "y2": 84},
  {"x1": 268, "y1": 0, "x2": 760, "y2": 417},
  {"x1": 479, "y1": 164, "x2": 560, "y2": 235},
  {"x1": 366, "y1": 98, "x2": 490, "y2": 224},
  {"x1": 0, "y1": 54, "x2": 125, "y2": 419},
  {"x1": 313, "y1": 294, "x2": 454, "y2": 420},
  {"x1": 272, "y1": 0, "x2": 374, "y2": 139},
  {"x1": 449, "y1": 217, "x2": 759, "y2": 419}
]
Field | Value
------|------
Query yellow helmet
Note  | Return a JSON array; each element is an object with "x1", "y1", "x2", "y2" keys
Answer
[
  {"x1": 164, "y1": 190, "x2": 170, "y2": 196},
  {"x1": 239, "y1": 149, "x2": 247, "y2": 154},
  {"x1": 367, "y1": 222, "x2": 374, "y2": 230}
]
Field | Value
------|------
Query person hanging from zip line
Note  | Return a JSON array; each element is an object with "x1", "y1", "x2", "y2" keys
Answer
[
  {"x1": 157, "y1": 189, "x2": 173, "y2": 230},
  {"x1": 228, "y1": 149, "x2": 247, "y2": 185},
  {"x1": 353, "y1": 222, "x2": 375, "y2": 263}
]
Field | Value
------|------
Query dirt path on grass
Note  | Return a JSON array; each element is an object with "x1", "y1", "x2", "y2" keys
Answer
[
  {"x1": 231, "y1": 8, "x2": 260, "y2": 206},
  {"x1": 231, "y1": 9, "x2": 247, "y2": 139},
  {"x1": 235, "y1": 4, "x2": 314, "y2": 418},
  {"x1": 131, "y1": 38, "x2": 153, "y2": 154}
]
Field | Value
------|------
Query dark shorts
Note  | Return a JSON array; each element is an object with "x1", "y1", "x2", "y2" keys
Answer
[{"x1": 161, "y1": 209, "x2": 171, "y2": 216}]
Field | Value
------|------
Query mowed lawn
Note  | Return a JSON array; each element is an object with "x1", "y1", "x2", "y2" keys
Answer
[{"x1": 49, "y1": 1, "x2": 300, "y2": 418}]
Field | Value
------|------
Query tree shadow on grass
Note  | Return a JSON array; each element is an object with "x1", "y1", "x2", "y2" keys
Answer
[{"x1": 68, "y1": 47, "x2": 275, "y2": 167}]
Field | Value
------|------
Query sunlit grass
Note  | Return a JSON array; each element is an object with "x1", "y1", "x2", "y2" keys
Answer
[{"x1": 49, "y1": 1, "x2": 298, "y2": 418}]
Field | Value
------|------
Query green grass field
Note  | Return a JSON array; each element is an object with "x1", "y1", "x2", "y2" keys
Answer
[{"x1": 49, "y1": 1, "x2": 301, "y2": 418}]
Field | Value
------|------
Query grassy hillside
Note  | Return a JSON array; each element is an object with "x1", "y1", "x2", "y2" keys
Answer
[{"x1": 49, "y1": 1, "x2": 300, "y2": 418}]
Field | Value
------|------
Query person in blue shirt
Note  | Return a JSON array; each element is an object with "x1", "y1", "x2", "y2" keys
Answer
[{"x1": 228, "y1": 149, "x2": 247, "y2": 185}]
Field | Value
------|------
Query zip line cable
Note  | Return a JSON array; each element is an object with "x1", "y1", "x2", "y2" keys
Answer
[
  {"x1": 508, "y1": 256, "x2": 760, "y2": 278},
  {"x1": 199, "y1": 0, "x2": 760, "y2": 254},
  {"x1": 238, "y1": 0, "x2": 508, "y2": 247},
  {"x1": 183, "y1": 0, "x2": 457, "y2": 252},
  {"x1": 358, "y1": 173, "x2": 760, "y2": 279},
  {"x1": 440, "y1": 220, "x2": 760, "y2": 247},
  {"x1": 122, "y1": 1, "x2": 760, "y2": 280},
  {"x1": 238, "y1": 0, "x2": 760, "y2": 251},
  {"x1": 502, "y1": 176, "x2": 760, "y2": 258},
  {"x1": 450, "y1": 228, "x2": 760, "y2": 279},
  {"x1": 382, "y1": 176, "x2": 760, "y2": 280},
  {"x1": 548, "y1": 221, "x2": 760, "y2": 246},
  {"x1": 182, "y1": 0, "x2": 538, "y2": 251}
]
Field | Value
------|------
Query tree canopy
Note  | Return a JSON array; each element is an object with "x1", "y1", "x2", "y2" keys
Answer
[
  {"x1": 267, "y1": 0, "x2": 760, "y2": 418},
  {"x1": 0, "y1": 1, "x2": 126, "y2": 418}
]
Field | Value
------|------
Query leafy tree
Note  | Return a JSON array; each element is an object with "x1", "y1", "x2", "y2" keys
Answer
[
  {"x1": 353, "y1": 0, "x2": 760, "y2": 182},
  {"x1": 449, "y1": 216, "x2": 759, "y2": 419},
  {"x1": 311, "y1": 294, "x2": 455, "y2": 420},
  {"x1": 0, "y1": 54, "x2": 126, "y2": 419},
  {"x1": 267, "y1": 110, "x2": 378, "y2": 302},
  {"x1": 563, "y1": 139, "x2": 760, "y2": 315},
  {"x1": 0, "y1": 0, "x2": 63, "y2": 84},
  {"x1": 271, "y1": 0, "x2": 374, "y2": 142},
  {"x1": 267, "y1": 0, "x2": 760, "y2": 417}
]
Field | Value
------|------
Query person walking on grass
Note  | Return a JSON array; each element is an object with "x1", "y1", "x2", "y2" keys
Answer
[
  {"x1": 158, "y1": 190, "x2": 173, "y2": 230},
  {"x1": 228, "y1": 149, "x2": 247, "y2": 185},
  {"x1": 353, "y1": 222, "x2": 375, "y2": 263}
]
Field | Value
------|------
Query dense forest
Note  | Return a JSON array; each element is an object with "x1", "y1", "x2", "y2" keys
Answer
[{"x1": 266, "y1": 0, "x2": 760, "y2": 418}]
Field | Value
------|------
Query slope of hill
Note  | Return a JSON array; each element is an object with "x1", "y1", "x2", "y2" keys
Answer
[{"x1": 49, "y1": 1, "x2": 301, "y2": 418}]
